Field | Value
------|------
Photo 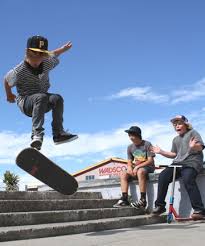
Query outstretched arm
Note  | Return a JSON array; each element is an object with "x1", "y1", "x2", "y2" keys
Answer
[
  {"x1": 51, "y1": 41, "x2": 72, "y2": 57},
  {"x1": 150, "y1": 145, "x2": 177, "y2": 159},
  {"x1": 4, "y1": 79, "x2": 16, "y2": 103}
]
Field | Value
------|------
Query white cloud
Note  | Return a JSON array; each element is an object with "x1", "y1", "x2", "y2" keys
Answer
[
  {"x1": 42, "y1": 131, "x2": 130, "y2": 158},
  {"x1": 0, "y1": 121, "x2": 175, "y2": 167},
  {"x1": 171, "y1": 78, "x2": 205, "y2": 104},
  {"x1": 18, "y1": 174, "x2": 43, "y2": 191},
  {"x1": 2, "y1": 109, "x2": 205, "y2": 190},
  {"x1": 2, "y1": 113, "x2": 205, "y2": 167},
  {"x1": 0, "y1": 131, "x2": 30, "y2": 165},
  {"x1": 106, "y1": 77, "x2": 205, "y2": 105},
  {"x1": 108, "y1": 86, "x2": 169, "y2": 103}
]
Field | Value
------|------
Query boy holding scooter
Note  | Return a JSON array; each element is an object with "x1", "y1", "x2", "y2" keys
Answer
[{"x1": 151, "y1": 115, "x2": 205, "y2": 220}]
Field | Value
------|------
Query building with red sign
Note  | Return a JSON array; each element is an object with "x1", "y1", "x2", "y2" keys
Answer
[{"x1": 73, "y1": 158, "x2": 128, "y2": 182}]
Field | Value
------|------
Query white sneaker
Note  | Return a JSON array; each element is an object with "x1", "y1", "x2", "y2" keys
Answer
[
  {"x1": 30, "y1": 136, "x2": 43, "y2": 150},
  {"x1": 113, "y1": 199, "x2": 130, "y2": 208}
]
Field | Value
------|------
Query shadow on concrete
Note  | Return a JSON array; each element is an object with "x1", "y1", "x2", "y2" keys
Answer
[
  {"x1": 86, "y1": 222, "x2": 205, "y2": 237},
  {"x1": 136, "y1": 222, "x2": 202, "y2": 231},
  {"x1": 86, "y1": 229, "x2": 132, "y2": 236}
]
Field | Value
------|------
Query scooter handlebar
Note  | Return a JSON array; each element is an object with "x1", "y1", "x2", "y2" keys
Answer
[{"x1": 158, "y1": 164, "x2": 183, "y2": 168}]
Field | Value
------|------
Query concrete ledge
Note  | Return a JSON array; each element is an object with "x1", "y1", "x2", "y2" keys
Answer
[
  {"x1": 77, "y1": 169, "x2": 205, "y2": 217},
  {"x1": 0, "y1": 215, "x2": 167, "y2": 242},
  {"x1": 78, "y1": 170, "x2": 205, "y2": 189}
]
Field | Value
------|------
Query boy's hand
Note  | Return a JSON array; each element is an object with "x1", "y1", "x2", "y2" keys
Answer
[
  {"x1": 62, "y1": 41, "x2": 72, "y2": 52},
  {"x1": 52, "y1": 41, "x2": 72, "y2": 56},
  {"x1": 134, "y1": 160, "x2": 142, "y2": 166},
  {"x1": 127, "y1": 166, "x2": 133, "y2": 176},
  {"x1": 150, "y1": 145, "x2": 161, "y2": 154},
  {"x1": 133, "y1": 166, "x2": 139, "y2": 176},
  {"x1": 7, "y1": 93, "x2": 16, "y2": 103},
  {"x1": 189, "y1": 137, "x2": 199, "y2": 148}
]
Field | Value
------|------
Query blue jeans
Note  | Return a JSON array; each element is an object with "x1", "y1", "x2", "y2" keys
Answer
[
  {"x1": 155, "y1": 166, "x2": 205, "y2": 211},
  {"x1": 23, "y1": 93, "x2": 64, "y2": 138}
]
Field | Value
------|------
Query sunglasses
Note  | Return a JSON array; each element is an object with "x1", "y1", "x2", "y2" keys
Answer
[{"x1": 29, "y1": 50, "x2": 48, "y2": 58}]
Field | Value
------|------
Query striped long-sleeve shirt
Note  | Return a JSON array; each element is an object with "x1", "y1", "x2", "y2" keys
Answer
[{"x1": 4, "y1": 55, "x2": 59, "y2": 113}]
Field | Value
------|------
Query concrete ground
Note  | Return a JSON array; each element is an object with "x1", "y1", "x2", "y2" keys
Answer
[{"x1": 1, "y1": 221, "x2": 205, "y2": 246}]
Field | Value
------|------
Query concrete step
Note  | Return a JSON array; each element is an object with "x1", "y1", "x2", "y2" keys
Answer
[
  {"x1": 0, "y1": 199, "x2": 118, "y2": 213},
  {"x1": 0, "y1": 207, "x2": 144, "y2": 227},
  {"x1": 0, "y1": 215, "x2": 166, "y2": 242},
  {"x1": 0, "y1": 191, "x2": 102, "y2": 200}
]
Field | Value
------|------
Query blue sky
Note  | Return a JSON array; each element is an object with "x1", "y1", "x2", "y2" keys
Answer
[{"x1": 1, "y1": 0, "x2": 205, "y2": 189}]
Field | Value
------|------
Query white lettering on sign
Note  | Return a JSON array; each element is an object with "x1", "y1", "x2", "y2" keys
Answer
[{"x1": 99, "y1": 165, "x2": 127, "y2": 176}]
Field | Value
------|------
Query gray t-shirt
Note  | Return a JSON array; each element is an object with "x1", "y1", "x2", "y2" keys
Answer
[
  {"x1": 127, "y1": 140, "x2": 155, "y2": 167},
  {"x1": 171, "y1": 129, "x2": 204, "y2": 173}
]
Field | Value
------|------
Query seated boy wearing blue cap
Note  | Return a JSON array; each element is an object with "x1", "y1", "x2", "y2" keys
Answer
[
  {"x1": 4, "y1": 35, "x2": 78, "y2": 150},
  {"x1": 113, "y1": 126, "x2": 155, "y2": 209},
  {"x1": 151, "y1": 115, "x2": 205, "y2": 220}
]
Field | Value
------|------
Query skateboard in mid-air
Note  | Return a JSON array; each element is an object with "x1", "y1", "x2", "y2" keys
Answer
[{"x1": 16, "y1": 147, "x2": 78, "y2": 195}]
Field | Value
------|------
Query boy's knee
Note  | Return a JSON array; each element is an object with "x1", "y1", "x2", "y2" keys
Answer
[
  {"x1": 137, "y1": 168, "x2": 147, "y2": 177},
  {"x1": 35, "y1": 93, "x2": 48, "y2": 104},
  {"x1": 52, "y1": 94, "x2": 64, "y2": 104}
]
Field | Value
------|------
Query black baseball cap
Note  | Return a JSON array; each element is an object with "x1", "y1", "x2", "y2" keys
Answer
[
  {"x1": 125, "y1": 126, "x2": 142, "y2": 137},
  {"x1": 27, "y1": 35, "x2": 50, "y2": 54}
]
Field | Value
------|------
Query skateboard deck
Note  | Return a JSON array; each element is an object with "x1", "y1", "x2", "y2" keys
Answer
[{"x1": 16, "y1": 148, "x2": 78, "y2": 195}]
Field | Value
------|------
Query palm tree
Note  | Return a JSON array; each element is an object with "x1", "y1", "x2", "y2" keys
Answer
[{"x1": 3, "y1": 171, "x2": 20, "y2": 191}]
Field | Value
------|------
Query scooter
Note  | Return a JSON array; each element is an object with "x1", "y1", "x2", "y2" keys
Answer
[{"x1": 159, "y1": 165, "x2": 193, "y2": 224}]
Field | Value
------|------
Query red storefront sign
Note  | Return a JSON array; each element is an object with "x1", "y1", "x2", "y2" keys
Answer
[{"x1": 98, "y1": 165, "x2": 127, "y2": 176}]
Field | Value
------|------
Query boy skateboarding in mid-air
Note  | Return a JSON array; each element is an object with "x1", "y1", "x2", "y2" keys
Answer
[{"x1": 4, "y1": 35, "x2": 78, "y2": 150}]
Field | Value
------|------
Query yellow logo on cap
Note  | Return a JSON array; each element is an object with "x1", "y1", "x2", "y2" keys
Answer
[{"x1": 39, "y1": 41, "x2": 44, "y2": 48}]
